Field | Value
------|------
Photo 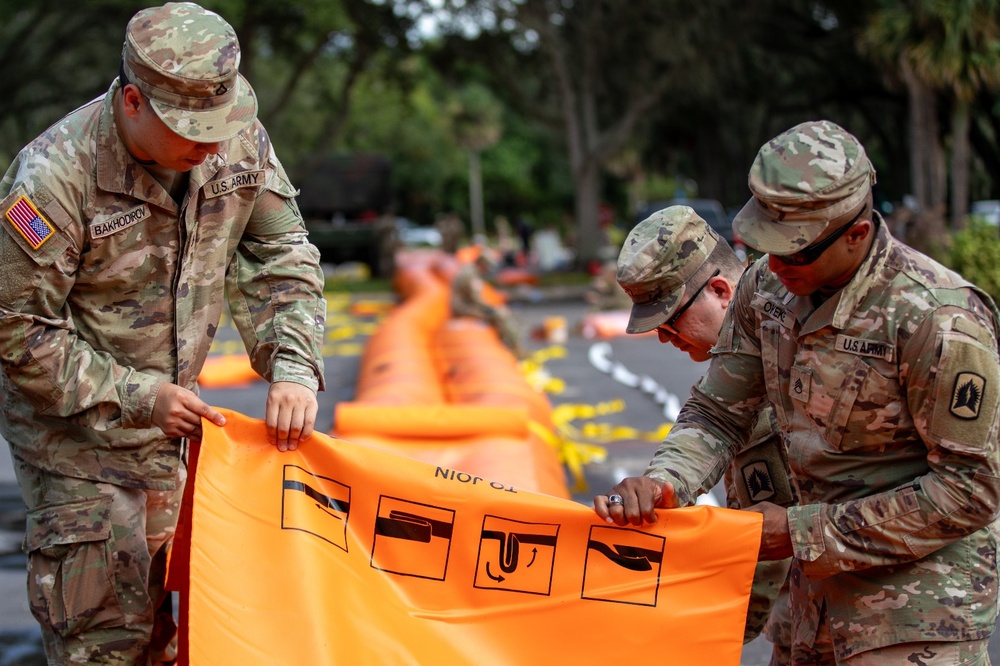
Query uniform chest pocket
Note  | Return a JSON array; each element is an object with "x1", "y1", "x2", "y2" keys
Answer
[
  {"x1": 824, "y1": 356, "x2": 904, "y2": 451},
  {"x1": 760, "y1": 319, "x2": 794, "y2": 428}
]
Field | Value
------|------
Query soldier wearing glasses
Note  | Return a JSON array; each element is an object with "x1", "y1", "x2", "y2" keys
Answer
[
  {"x1": 596, "y1": 120, "x2": 1000, "y2": 664},
  {"x1": 614, "y1": 205, "x2": 796, "y2": 662}
]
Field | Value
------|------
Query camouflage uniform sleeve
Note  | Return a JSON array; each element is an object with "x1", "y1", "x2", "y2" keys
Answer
[
  {"x1": 226, "y1": 144, "x2": 326, "y2": 392},
  {"x1": 0, "y1": 165, "x2": 161, "y2": 429},
  {"x1": 449, "y1": 265, "x2": 493, "y2": 320},
  {"x1": 788, "y1": 303, "x2": 1000, "y2": 580},
  {"x1": 645, "y1": 264, "x2": 769, "y2": 505}
]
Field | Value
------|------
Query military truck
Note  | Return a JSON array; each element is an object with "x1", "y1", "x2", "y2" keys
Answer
[{"x1": 294, "y1": 154, "x2": 399, "y2": 278}]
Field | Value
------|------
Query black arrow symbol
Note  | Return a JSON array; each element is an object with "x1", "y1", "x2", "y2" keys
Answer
[{"x1": 485, "y1": 562, "x2": 505, "y2": 582}]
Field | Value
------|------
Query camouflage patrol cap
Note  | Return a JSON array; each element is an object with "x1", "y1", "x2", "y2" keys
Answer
[
  {"x1": 617, "y1": 205, "x2": 720, "y2": 334},
  {"x1": 732, "y1": 120, "x2": 877, "y2": 255},
  {"x1": 122, "y1": 2, "x2": 257, "y2": 142}
]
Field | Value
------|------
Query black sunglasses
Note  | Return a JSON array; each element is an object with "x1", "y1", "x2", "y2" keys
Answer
[
  {"x1": 660, "y1": 268, "x2": 721, "y2": 334},
  {"x1": 762, "y1": 206, "x2": 866, "y2": 267}
]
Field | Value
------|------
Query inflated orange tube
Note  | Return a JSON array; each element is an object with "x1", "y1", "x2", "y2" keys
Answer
[
  {"x1": 335, "y1": 404, "x2": 530, "y2": 438},
  {"x1": 197, "y1": 353, "x2": 260, "y2": 388},
  {"x1": 332, "y1": 249, "x2": 570, "y2": 498}
]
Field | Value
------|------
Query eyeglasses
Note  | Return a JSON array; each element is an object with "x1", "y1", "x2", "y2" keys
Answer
[
  {"x1": 659, "y1": 269, "x2": 720, "y2": 334},
  {"x1": 762, "y1": 206, "x2": 866, "y2": 266}
]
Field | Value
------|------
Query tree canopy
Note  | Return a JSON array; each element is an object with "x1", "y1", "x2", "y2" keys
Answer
[{"x1": 0, "y1": 0, "x2": 997, "y2": 264}]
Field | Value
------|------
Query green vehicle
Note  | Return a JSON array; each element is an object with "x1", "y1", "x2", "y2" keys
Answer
[{"x1": 294, "y1": 154, "x2": 399, "y2": 278}]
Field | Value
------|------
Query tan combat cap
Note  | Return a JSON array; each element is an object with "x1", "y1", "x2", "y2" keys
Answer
[
  {"x1": 617, "y1": 205, "x2": 720, "y2": 334},
  {"x1": 732, "y1": 120, "x2": 876, "y2": 255},
  {"x1": 122, "y1": 2, "x2": 258, "y2": 142}
]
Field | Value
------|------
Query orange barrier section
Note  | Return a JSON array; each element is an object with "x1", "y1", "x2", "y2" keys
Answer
[
  {"x1": 172, "y1": 411, "x2": 761, "y2": 664},
  {"x1": 579, "y1": 310, "x2": 658, "y2": 340},
  {"x1": 335, "y1": 404, "x2": 530, "y2": 438},
  {"x1": 197, "y1": 352, "x2": 261, "y2": 388},
  {"x1": 333, "y1": 249, "x2": 570, "y2": 499}
]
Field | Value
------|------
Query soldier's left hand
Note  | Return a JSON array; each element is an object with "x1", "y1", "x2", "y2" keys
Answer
[
  {"x1": 744, "y1": 501, "x2": 794, "y2": 561},
  {"x1": 265, "y1": 381, "x2": 318, "y2": 452}
]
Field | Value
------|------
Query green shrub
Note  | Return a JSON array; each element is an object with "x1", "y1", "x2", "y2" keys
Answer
[{"x1": 947, "y1": 219, "x2": 1000, "y2": 305}]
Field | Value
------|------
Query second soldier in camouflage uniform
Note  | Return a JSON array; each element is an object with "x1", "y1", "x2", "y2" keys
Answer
[
  {"x1": 615, "y1": 205, "x2": 796, "y2": 663},
  {"x1": 0, "y1": 3, "x2": 326, "y2": 664},
  {"x1": 596, "y1": 120, "x2": 1000, "y2": 664}
]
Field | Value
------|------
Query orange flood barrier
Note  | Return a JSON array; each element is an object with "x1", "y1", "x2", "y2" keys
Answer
[
  {"x1": 332, "y1": 249, "x2": 569, "y2": 499},
  {"x1": 196, "y1": 352, "x2": 261, "y2": 388},
  {"x1": 171, "y1": 410, "x2": 761, "y2": 665}
]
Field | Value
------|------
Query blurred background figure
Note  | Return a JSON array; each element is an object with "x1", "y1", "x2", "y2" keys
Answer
[{"x1": 450, "y1": 248, "x2": 525, "y2": 357}]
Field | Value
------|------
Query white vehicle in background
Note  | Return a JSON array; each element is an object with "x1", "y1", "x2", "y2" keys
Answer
[{"x1": 396, "y1": 218, "x2": 443, "y2": 247}]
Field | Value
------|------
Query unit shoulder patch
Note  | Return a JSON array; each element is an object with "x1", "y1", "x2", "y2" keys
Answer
[
  {"x1": 5, "y1": 195, "x2": 54, "y2": 250},
  {"x1": 930, "y1": 332, "x2": 999, "y2": 445},
  {"x1": 950, "y1": 372, "x2": 986, "y2": 420}
]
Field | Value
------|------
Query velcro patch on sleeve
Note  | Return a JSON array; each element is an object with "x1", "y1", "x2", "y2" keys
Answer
[
  {"x1": 5, "y1": 195, "x2": 54, "y2": 250},
  {"x1": 731, "y1": 436, "x2": 796, "y2": 507},
  {"x1": 930, "y1": 332, "x2": 1000, "y2": 446}
]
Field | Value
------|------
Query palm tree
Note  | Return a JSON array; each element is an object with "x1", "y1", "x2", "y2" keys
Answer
[
  {"x1": 860, "y1": 0, "x2": 1000, "y2": 248},
  {"x1": 450, "y1": 84, "x2": 504, "y2": 241}
]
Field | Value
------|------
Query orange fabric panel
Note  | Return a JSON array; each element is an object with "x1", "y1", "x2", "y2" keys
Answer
[
  {"x1": 343, "y1": 430, "x2": 570, "y2": 500},
  {"x1": 335, "y1": 404, "x2": 530, "y2": 438},
  {"x1": 179, "y1": 410, "x2": 760, "y2": 664}
]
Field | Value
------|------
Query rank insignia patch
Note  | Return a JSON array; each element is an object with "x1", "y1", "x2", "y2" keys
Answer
[
  {"x1": 950, "y1": 372, "x2": 986, "y2": 420},
  {"x1": 6, "y1": 196, "x2": 54, "y2": 249}
]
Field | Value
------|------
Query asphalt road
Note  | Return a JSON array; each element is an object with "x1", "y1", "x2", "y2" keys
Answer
[{"x1": 2, "y1": 286, "x2": 999, "y2": 664}]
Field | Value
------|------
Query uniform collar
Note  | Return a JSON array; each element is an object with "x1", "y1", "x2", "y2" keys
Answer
[{"x1": 827, "y1": 214, "x2": 892, "y2": 329}]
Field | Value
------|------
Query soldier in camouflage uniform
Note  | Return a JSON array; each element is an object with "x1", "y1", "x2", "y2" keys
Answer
[
  {"x1": 615, "y1": 205, "x2": 796, "y2": 663},
  {"x1": 450, "y1": 250, "x2": 525, "y2": 357},
  {"x1": 596, "y1": 120, "x2": 1000, "y2": 664},
  {"x1": 0, "y1": 3, "x2": 326, "y2": 664}
]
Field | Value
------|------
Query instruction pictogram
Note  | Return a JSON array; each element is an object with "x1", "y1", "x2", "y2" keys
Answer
[
  {"x1": 474, "y1": 516, "x2": 559, "y2": 595},
  {"x1": 280, "y1": 464, "x2": 351, "y2": 552},
  {"x1": 371, "y1": 496, "x2": 455, "y2": 580},
  {"x1": 582, "y1": 525, "x2": 664, "y2": 607}
]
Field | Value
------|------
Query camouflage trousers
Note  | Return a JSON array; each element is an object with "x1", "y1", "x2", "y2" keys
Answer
[
  {"x1": 794, "y1": 603, "x2": 992, "y2": 665},
  {"x1": 13, "y1": 455, "x2": 185, "y2": 665}
]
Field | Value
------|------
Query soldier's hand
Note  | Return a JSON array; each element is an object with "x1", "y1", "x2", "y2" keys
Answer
[
  {"x1": 152, "y1": 382, "x2": 226, "y2": 441},
  {"x1": 265, "y1": 381, "x2": 318, "y2": 452},
  {"x1": 594, "y1": 476, "x2": 678, "y2": 526},
  {"x1": 744, "y1": 501, "x2": 793, "y2": 561}
]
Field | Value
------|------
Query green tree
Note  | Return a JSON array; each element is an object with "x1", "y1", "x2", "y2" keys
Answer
[
  {"x1": 430, "y1": 0, "x2": 742, "y2": 268},
  {"x1": 860, "y1": 0, "x2": 1000, "y2": 249},
  {"x1": 449, "y1": 83, "x2": 503, "y2": 239},
  {"x1": 208, "y1": 0, "x2": 416, "y2": 177},
  {"x1": 0, "y1": 0, "x2": 137, "y2": 162},
  {"x1": 948, "y1": 218, "x2": 1000, "y2": 303}
]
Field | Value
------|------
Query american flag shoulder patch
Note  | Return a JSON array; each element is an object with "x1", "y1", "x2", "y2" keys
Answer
[{"x1": 6, "y1": 195, "x2": 54, "y2": 250}]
